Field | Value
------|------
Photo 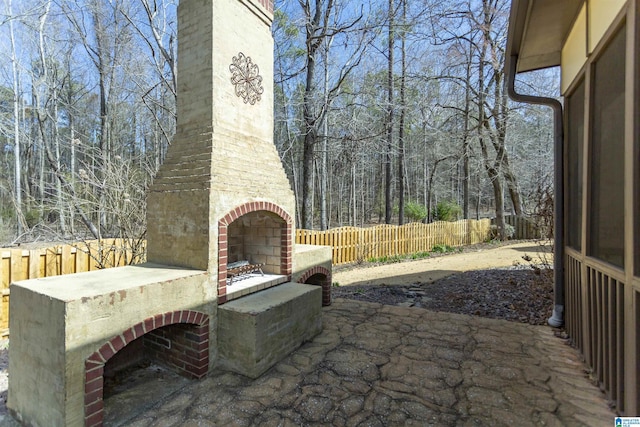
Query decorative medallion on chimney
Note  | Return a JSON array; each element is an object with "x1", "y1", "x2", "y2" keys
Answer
[{"x1": 230, "y1": 52, "x2": 264, "y2": 105}]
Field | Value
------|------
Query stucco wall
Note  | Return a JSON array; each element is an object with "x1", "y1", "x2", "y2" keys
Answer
[{"x1": 561, "y1": 0, "x2": 627, "y2": 93}]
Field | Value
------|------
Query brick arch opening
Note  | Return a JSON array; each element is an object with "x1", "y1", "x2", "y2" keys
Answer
[
  {"x1": 84, "y1": 310, "x2": 209, "y2": 427},
  {"x1": 218, "y1": 201, "x2": 293, "y2": 303},
  {"x1": 298, "y1": 266, "x2": 332, "y2": 306}
]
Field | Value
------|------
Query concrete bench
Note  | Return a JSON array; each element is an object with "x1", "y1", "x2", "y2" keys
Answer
[
  {"x1": 217, "y1": 282, "x2": 322, "y2": 378},
  {"x1": 8, "y1": 264, "x2": 212, "y2": 427}
]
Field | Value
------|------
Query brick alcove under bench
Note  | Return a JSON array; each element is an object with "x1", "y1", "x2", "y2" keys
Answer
[{"x1": 84, "y1": 310, "x2": 210, "y2": 427}]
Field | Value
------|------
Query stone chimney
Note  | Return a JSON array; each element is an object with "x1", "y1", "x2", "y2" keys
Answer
[{"x1": 147, "y1": 0, "x2": 295, "y2": 291}]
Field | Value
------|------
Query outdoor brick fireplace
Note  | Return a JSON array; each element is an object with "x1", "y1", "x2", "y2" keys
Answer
[
  {"x1": 218, "y1": 201, "x2": 293, "y2": 303},
  {"x1": 7, "y1": 0, "x2": 332, "y2": 426}
]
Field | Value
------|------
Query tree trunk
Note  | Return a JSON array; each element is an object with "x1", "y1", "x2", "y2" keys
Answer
[
  {"x1": 384, "y1": 0, "x2": 395, "y2": 224},
  {"x1": 52, "y1": 86, "x2": 67, "y2": 235},
  {"x1": 474, "y1": 0, "x2": 507, "y2": 239},
  {"x1": 8, "y1": 0, "x2": 24, "y2": 234},
  {"x1": 301, "y1": 51, "x2": 317, "y2": 229},
  {"x1": 319, "y1": 37, "x2": 332, "y2": 230},
  {"x1": 462, "y1": 46, "x2": 472, "y2": 219},
  {"x1": 290, "y1": 147, "x2": 301, "y2": 227},
  {"x1": 70, "y1": 126, "x2": 76, "y2": 234},
  {"x1": 490, "y1": 170, "x2": 505, "y2": 239},
  {"x1": 502, "y1": 162, "x2": 523, "y2": 215},
  {"x1": 397, "y1": 0, "x2": 406, "y2": 225},
  {"x1": 426, "y1": 169, "x2": 435, "y2": 223},
  {"x1": 351, "y1": 162, "x2": 357, "y2": 226},
  {"x1": 476, "y1": 173, "x2": 481, "y2": 220}
]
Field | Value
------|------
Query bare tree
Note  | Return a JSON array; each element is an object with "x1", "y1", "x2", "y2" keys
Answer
[
  {"x1": 0, "y1": 0, "x2": 558, "y2": 246},
  {"x1": 121, "y1": 0, "x2": 177, "y2": 170},
  {"x1": 6, "y1": 0, "x2": 26, "y2": 233},
  {"x1": 68, "y1": 151, "x2": 149, "y2": 265},
  {"x1": 384, "y1": 0, "x2": 395, "y2": 224},
  {"x1": 426, "y1": 0, "x2": 519, "y2": 237},
  {"x1": 396, "y1": 0, "x2": 407, "y2": 225},
  {"x1": 297, "y1": 0, "x2": 368, "y2": 229}
]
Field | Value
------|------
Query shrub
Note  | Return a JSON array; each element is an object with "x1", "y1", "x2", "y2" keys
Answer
[
  {"x1": 489, "y1": 223, "x2": 516, "y2": 240},
  {"x1": 368, "y1": 251, "x2": 431, "y2": 263},
  {"x1": 410, "y1": 251, "x2": 431, "y2": 260},
  {"x1": 505, "y1": 223, "x2": 515, "y2": 239},
  {"x1": 24, "y1": 209, "x2": 41, "y2": 229},
  {"x1": 404, "y1": 201, "x2": 428, "y2": 222},
  {"x1": 432, "y1": 244, "x2": 455, "y2": 253},
  {"x1": 432, "y1": 200, "x2": 462, "y2": 222}
]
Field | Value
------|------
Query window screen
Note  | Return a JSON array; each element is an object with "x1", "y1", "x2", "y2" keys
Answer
[
  {"x1": 588, "y1": 25, "x2": 626, "y2": 268},
  {"x1": 636, "y1": 18, "x2": 640, "y2": 278}
]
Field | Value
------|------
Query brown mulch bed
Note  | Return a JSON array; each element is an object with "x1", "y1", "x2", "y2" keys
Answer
[{"x1": 332, "y1": 267, "x2": 554, "y2": 325}]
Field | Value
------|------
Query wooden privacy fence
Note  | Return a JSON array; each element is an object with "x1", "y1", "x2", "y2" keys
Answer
[
  {"x1": 296, "y1": 219, "x2": 492, "y2": 265},
  {"x1": 0, "y1": 239, "x2": 145, "y2": 336},
  {"x1": 495, "y1": 215, "x2": 543, "y2": 240}
]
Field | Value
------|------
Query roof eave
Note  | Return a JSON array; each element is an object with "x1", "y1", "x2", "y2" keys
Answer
[{"x1": 506, "y1": 0, "x2": 584, "y2": 74}]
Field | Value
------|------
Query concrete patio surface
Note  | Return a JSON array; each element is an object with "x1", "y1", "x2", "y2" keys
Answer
[{"x1": 101, "y1": 298, "x2": 614, "y2": 426}]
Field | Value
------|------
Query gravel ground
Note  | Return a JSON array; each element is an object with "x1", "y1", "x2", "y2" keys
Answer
[{"x1": 332, "y1": 266, "x2": 554, "y2": 325}]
